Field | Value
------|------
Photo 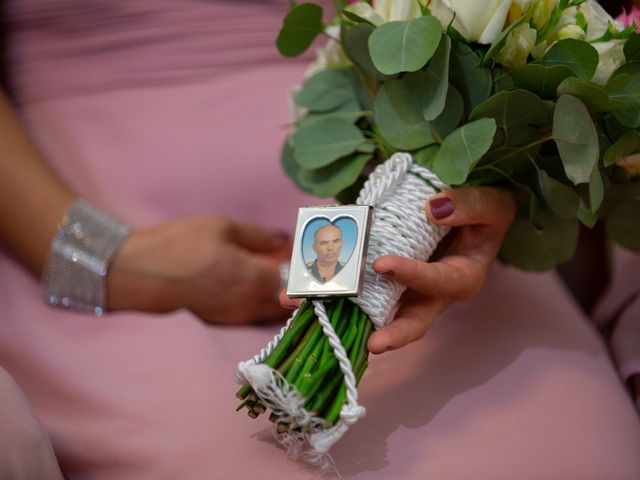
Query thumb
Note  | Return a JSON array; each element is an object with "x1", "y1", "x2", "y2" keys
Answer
[{"x1": 227, "y1": 222, "x2": 289, "y2": 253}]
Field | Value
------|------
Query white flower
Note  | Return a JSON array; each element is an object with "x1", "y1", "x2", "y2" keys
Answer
[
  {"x1": 579, "y1": 0, "x2": 627, "y2": 84},
  {"x1": 497, "y1": 22, "x2": 537, "y2": 69},
  {"x1": 346, "y1": 0, "x2": 423, "y2": 27},
  {"x1": 427, "y1": 0, "x2": 513, "y2": 44},
  {"x1": 557, "y1": 24, "x2": 586, "y2": 41}
]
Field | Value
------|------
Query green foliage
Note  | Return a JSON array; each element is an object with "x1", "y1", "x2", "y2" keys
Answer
[
  {"x1": 432, "y1": 119, "x2": 497, "y2": 185},
  {"x1": 277, "y1": 3, "x2": 640, "y2": 271},
  {"x1": 368, "y1": 17, "x2": 442, "y2": 75},
  {"x1": 553, "y1": 95, "x2": 599, "y2": 185},
  {"x1": 276, "y1": 4, "x2": 325, "y2": 57}
]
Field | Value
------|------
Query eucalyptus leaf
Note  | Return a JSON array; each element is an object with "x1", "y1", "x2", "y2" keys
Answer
[
  {"x1": 537, "y1": 168, "x2": 580, "y2": 219},
  {"x1": 292, "y1": 117, "x2": 366, "y2": 168},
  {"x1": 296, "y1": 68, "x2": 357, "y2": 112},
  {"x1": 470, "y1": 89, "x2": 549, "y2": 127},
  {"x1": 541, "y1": 39, "x2": 599, "y2": 81},
  {"x1": 369, "y1": 17, "x2": 442, "y2": 75},
  {"x1": 342, "y1": 9, "x2": 377, "y2": 27},
  {"x1": 604, "y1": 131, "x2": 640, "y2": 167},
  {"x1": 374, "y1": 72, "x2": 437, "y2": 150},
  {"x1": 281, "y1": 138, "x2": 313, "y2": 194},
  {"x1": 606, "y1": 199, "x2": 640, "y2": 250},
  {"x1": 413, "y1": 144, "x2": 440, "y2": 169},
  {"x1": 613, "y1": 105, "x2": 640, "y2": 128},
  {"x1": 432, "y1": 118, "x2": 497, "y2": 185},
  {"x1": 449, "y1": 42, "x2": 492, "y2": 114},
  {"x1": 431, "y1": 84, "x2": 465, "y2": 138},
  {"x1": 611, "y1": 61, "x2": 640, "y2": 80},
  {"x1": 589, "y1": 166, "x2": 604, "y2": 213},
  {"x1": 299, "y1": 153, "x2": 372, "y2": 198},
  {"x1": 624, "y1": 33, "x2": 640, "y2": 62},
  {"x1": 577, "y1": 206, "x2": 598, "y2": 228},
  {"x1": 557, "y1": 77, "x2": 629, "y2": 113},
  {"x1": 605, "y1": 73, "x2": 640, "y2": 104},
  {"x1": 512, "y1": 64, "x2": 575, "y2": 100},
  {"x1": 422, "y1": 35, "x2": 451, "y2": 121},
  {"x1": 341, "y1": 23, "x2": 380, "y2": 87},
  {"x1": 552, "y1": 95, "x2": 599, "y2": 185},
  {"x1": 499, "y1": 213, "x2": 580, "y2": 271},
  {"x1": 276, "y1": 4, "x2": 325, "y2": 57}
]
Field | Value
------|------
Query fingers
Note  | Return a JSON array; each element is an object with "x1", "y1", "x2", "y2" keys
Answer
[
  {"x1": 426, "y1": 186, "x2": 516, "y2": 230},
  {"x1": 368, "y1": 294, "x2": 449, "y2": 353},
  {"x1": 373, "y1": 255, "x2": 485, "y2": 300},
  {"x1": 227, "y1": 221, "x2": 289, "y2": 253},
  {"x1": 279, "y1": 290, "x2": 302, "y2": 310}
]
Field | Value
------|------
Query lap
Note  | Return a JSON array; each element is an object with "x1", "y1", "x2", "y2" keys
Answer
[{"x1": 1, "y1": 254, "x2": 639, "y2": 479}]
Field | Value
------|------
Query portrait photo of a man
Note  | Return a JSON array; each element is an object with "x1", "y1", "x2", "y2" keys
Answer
[{"x1": 306, "y1": 223, "x2": 344, "y2": 284}]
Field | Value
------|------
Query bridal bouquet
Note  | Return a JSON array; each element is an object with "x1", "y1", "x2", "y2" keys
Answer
[{"x1": 236, "y1": 0, "x2": 639, "y2": 464}]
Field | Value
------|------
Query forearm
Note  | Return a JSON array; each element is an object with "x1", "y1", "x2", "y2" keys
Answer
[{"x1": 0, "y1": 90, "x2": 76, "y2": 275}]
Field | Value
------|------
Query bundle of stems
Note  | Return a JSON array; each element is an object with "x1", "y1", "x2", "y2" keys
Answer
[{"x1": 236, "y1": 298, "x2": 373, "y2": 429}]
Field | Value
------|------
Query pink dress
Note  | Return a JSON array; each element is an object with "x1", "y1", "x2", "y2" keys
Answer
[{"x1": 1, "y1": 1, "x2": 639, "y2": 479}]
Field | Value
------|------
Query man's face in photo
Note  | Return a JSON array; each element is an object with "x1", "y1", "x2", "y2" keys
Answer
[{"x1": 313, "y1": 225, "x2": 343, "y2": 266}]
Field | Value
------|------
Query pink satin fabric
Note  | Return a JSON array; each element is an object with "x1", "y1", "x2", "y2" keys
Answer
[{"x1": 1, "y1": 1, "x2": 639, "y2": 479}]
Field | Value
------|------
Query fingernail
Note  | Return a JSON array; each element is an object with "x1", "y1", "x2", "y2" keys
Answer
[
  {"x1": 376, "y1": 269, "x2": 394, "y2": 276},
  {"x1": 429, "y1": 197, "x2": 454, "y2": 220}
]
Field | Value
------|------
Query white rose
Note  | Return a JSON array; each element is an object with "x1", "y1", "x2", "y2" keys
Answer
[
  {"x1": 346, "y1": 0, "x2": 423, "y2": 27},
  {"x1": 428, "y1": 0, "x2": 513, "y2": 44},
  {"x1": 497, "y1": 22, "x2": 537, "y2": 69},
  {"x1": 578, "y1": 0, "x2": 627, "y2": 84},
  {"x1": 304, "y1": 26, "x2": 349, "y2": 78}
]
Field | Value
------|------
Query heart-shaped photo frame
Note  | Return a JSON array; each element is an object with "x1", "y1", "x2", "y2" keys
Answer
[{"x1": 301, "y1": 216, "x2": 358, "y2": 284}]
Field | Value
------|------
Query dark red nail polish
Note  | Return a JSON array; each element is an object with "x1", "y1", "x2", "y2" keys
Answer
[{"x1": 429, "y1": 197, "x2": 454, "y2": 220}]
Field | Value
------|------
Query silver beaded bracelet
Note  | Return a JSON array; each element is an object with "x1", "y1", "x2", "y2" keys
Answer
[{"x1": 41, "y1": 199, "x2": 131, "y2": 315}]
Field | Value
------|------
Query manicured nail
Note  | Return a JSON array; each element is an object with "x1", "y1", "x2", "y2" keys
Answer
[
  {"x1": 376, "y1": 269, "x2": 394, "y2": 276},
  {"x1": 429, "y1": 197, "x2": 454, "y2": 220}
]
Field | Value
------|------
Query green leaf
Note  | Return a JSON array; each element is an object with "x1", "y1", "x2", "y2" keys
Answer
[
  {"x1": 537, "y1": 168, "x2": 580, "y2": 219},
  {"x1": 296, "y1": 69, "x2": 356, "y2": 112},
  {"x1": 604, "y1": 131, "x2": 640, "y2": 167},
  {"x1": 512, "y1": 64, "x2": 575, "y2": 100},
  {"x1": 276, "y1": 4, "x2": 324, "y2": 57},
  {"x1": 341, "y1": 24, "x2": 380, "y2": 87},
  {"x1": 613, "y1": 105, "x2": 640, "y2": 128},
  {"x1": 432, "y1": 118, "x2": 497, "y2": 185},
  {"x1": 292, "y1": 117, "x2": 366, "y2": 168},
  {"x1": 589, "y1": 166, "x2": 604, "y2": 212},
  {"x1": 470, "y1": 89, "x2": 549, "y2": 128},
  {"x1": 281, "y1": 138, "x2": 313, "y2": 194},
  {"x1": 557, "y1": 77, "x2": 629, "y2": 113},
  {"x1": 605, "y1": 73, "x2": 640, "y2": 104},
  {"x1": 499, "y1": 213, "x2": 580, "y2": 271},
  {"x1": 342, "y1": 9, "x2": 377, "y2": 27},
  {"x1": 431, "y1": 84, "x2": 464, "y2": 138},
  {"x1": 299, "y1": 153, "x2": 372, "y2": 198},
  {"x1": 368, "y1": 17, "x2": 442, "y2": 75},
  {"x1": 422, "y1": 35, "x2": 451, "y2": 121},
  {"x1": 611, "y1": 60, "x2": 640, "y2": 80},
  {"x1": 413, "y1": 144, "x2": 440, "y2": 169},
  {"x1": 606, "y1": 199, "x2": 640, "y2": 250},
  {"x1": 449, "y1": 42, "x2": 492, "y2": 114},
  {"x1": 624, "y1": 33, "x2": 640, "y2": 62},
  {"x1": 374, "y1": 72, "x2": 437, "y2": 150},
  {"x1": 577, "y1": 206, "x2": 598, "y2": 228},
  {"x1": 541, "y1": 39, "x2": 599, "y2": 81},
  {"x1": 552, "y1": 95, "x2": 599, "y2": 185}
]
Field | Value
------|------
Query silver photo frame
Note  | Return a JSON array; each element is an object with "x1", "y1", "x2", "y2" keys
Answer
[{"x1": 287, "y1": 205, "x2": 372, "y2": 298}]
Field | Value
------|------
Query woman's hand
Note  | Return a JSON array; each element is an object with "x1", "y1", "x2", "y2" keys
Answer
[
  {"x1": 367, "y1": 186, "x2": 516, "y2": 354},
  {"x1": 108, "y1": 215, "x2": 290, "y2": 324}
]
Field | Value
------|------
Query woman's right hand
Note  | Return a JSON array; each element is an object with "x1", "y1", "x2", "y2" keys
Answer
[{"x1": 107, "y1": 215, "x2": 290, "y2": 325}]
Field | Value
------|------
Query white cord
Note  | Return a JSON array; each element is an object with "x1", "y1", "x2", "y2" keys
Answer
[{"x1": 235, "y1": 153, "x2": 449, "y2": 462}]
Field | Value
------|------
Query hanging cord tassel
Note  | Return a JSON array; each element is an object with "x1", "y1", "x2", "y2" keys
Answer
[{"x1": 235, "y1": 153, "x2": 450, "y2": 465}]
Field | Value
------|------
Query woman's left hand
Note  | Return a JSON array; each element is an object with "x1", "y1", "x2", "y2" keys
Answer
[{"x1": 367, "y1": 186, "x2": 516, "y2": 354}]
